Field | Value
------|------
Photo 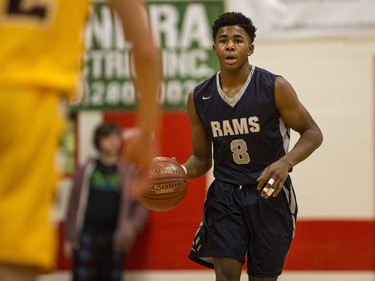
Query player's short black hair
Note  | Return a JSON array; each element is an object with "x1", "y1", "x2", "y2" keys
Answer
[
  {"x1": 93, "y1": 122, "x2": 121, "y2": 151},
  {"x1": 212, "y1": 12, "x2": 257, "y2": 43}
]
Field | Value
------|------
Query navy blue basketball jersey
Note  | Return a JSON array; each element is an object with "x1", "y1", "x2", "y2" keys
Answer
[{"x1": 193, "y1": 66, "x2": 290, "y2": 185}]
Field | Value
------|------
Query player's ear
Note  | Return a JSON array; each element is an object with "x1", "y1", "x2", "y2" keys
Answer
[
  {"x1": 248, "y1": 44, "x2": 254, "y2": 56},
  {"x1": 212, "y1": 44, "x2": 218, "y2": 56}
]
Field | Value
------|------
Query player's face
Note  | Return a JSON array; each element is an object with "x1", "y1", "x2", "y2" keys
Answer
[{"x1": 213, "y1": 25, "x2": 254, "y2": 71}]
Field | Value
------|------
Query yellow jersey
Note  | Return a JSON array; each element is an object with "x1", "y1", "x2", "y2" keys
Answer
[{"x1": 0, "y1": 0, "x2": 90, "y2": 98}]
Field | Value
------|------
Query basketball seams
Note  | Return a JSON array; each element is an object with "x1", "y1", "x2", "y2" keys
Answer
[
  {"x1": 141, "y1": 189, "x2": 188, "y2": 200},
  {"x1": 148, "y1": 178, "x2": 187, "y2": 184}
]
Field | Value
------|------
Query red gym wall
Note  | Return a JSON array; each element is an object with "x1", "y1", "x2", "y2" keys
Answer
[{"x1": 58, "y1": 111, "x2": 375, "y2": 271}]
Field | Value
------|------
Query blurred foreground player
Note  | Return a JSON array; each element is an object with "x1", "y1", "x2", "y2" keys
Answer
[
  {"x1": 0, "y1": 1, "x2": 160, "y2": 280},
  {"x1": 182, "y1": 12, "x2": 323, "y2": 281}
]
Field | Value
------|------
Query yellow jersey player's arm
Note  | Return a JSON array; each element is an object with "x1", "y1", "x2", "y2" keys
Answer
[
  {"x1": 108, "y1": 0, "x2": 161, "y2": 182},
  {"x1": 109, "y1": 0, "x2": 161, "y2": 140},
  {"x1": 108, "y1": 0, "x2": 161, "y2": 198}
]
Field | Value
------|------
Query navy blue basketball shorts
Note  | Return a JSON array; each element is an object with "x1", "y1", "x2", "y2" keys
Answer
[{"x1": 189, "y1": 177, "x2": 297, "y2": 278}]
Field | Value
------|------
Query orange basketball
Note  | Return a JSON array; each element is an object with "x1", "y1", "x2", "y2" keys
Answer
[{"x1": 138, "y1": 157, "x2": 188, "y2": 212}]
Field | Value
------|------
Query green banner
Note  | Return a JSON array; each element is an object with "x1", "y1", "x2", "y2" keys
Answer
[{"x1": 72, "y1": 0, "x2": 223, "y2": 111}]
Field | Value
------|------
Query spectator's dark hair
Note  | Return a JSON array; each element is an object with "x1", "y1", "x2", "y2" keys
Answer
[
  {"x1": 212, "y1": 12, "x2": 257, "y2": 43},
  {"x1": 93, "y1": 122, "x2": 121, "y2": 151}
]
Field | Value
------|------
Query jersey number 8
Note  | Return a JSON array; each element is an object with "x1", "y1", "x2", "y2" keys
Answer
[{"x1": 231, "y1": 139, "x2": 250, "y2": 165}]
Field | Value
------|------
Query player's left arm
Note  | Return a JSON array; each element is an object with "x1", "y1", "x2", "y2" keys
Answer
[
  {"x1": 109, "y1": 0, "x2": 161, "y2": 166},
  {"x1": 257, "y1": 76, "x2": 323, "y2": 197}
]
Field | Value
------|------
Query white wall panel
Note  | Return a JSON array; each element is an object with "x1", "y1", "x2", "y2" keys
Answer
[{"x1": 250, "y1": 40, "x2": 375, "y2": 218}]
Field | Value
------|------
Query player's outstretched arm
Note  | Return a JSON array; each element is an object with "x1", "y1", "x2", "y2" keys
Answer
[
  {"x1": 257, "y1": 76, "x2": 323, "y2": 198},
  {"x1": 183, "y1": 92, "x2": 212, "y2": 179},
  {"x1": 109, "y1": 0, "x2": 161, "y2": 167}
]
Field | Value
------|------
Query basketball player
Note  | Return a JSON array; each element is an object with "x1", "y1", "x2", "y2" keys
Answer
[
  {"x1": 0, "y1": 1, "x2": 160, "y2": 280},
  {"x1": 182, "y1": 12, "x2": 323, "y2": 281}
]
